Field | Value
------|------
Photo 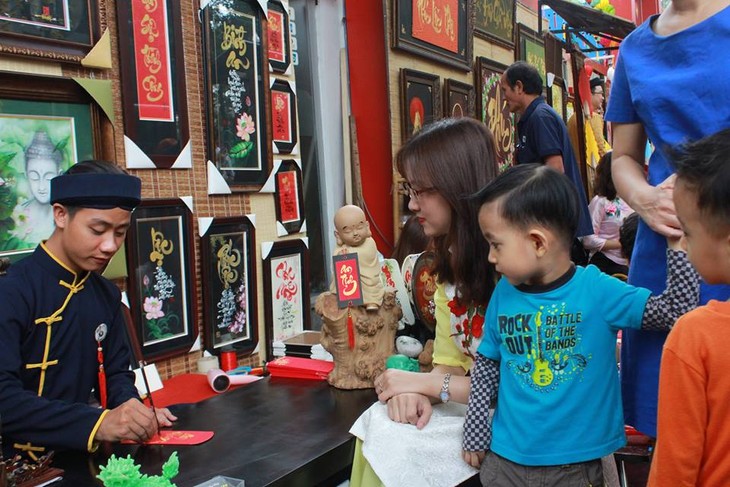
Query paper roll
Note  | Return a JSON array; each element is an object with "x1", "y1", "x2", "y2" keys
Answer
[{"x1": 197, "y1": 355, "x2": 220, "y2": 374}]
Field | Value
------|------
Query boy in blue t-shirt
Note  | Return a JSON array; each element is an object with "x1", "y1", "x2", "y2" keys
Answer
[{"x1": 461, "y1": 164, "x2": 698, "y2": 486}]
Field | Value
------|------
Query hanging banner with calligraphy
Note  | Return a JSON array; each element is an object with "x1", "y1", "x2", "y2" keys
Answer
[
  {"x1": 476, "y1": 57, "x2": 515, "y2": 172},
  {"x1": 333, "y1": 253, "x2": 364, "y2": 308},
  {"x1": 393, "y1": 0, "x2": 472, "y2": 71},
  {"x1": 262, "y1": 239, "x2": 311, "y2": 360},
  {"x1": 274, "y1": 159, "x2": 305, "y2": 234},
  {"x1": 199, "y1": 215, "x2": 258, "y2": 356},
  {"x1": 518, "y1": 24, "x2": 546, "y2": 84},
  {"x1": 267, "y1": 0, "x2": 291, "y2": 73},
  {"x1": 474, "y1": 0, "x2": 516, "y2": 49},
  {"x1": 117, "y1": 0, "x2": 190, "y2": 169},
  {"x1": 202, "y1": 0, "x2": 271, "y2": 192},
  {"x1": 270, "y1": 78, "x2": 298, "y2": 154}
]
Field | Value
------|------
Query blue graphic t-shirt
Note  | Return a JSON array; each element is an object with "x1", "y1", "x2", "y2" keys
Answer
[{"x1": 477, "y1": 265, "x2": 650, "y2": 465}]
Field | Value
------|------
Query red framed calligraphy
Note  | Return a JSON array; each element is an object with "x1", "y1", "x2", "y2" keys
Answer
[
  {"x1": 400, "y1": 68, "x2": 441, "y2": 142},
  {"x1": 411, "y1": 251, "x2": 437, "y2": 332},
  {"x1": 270, "y1": 78, "x2": 298, "y2": 154},
  {"x1": 202, "y1": 0, "x2": 271, "y2": 192},
  {"x1": 117, "y1": 0, "x2": 190, "y2": 169},
  {"x1": 393, "y1": 0, "x2": 473, "y2": 71},
  {"x1": 200, "y1": 215, "x2": 258, "y2": 356},
  {"x1": 476, "y1": 57, "x2": 515, "y2": 172},
  {"x1": 262, "y1": 238, "x2": 311, "y2": 360},
  {"x1": 333, "y1": 253, "x2": 364, "y2": 308},
  {"x1": 274, "y1": 159, "x2": 305, "y2": 235},
  {"x1": 267, "y1": 0, "x2": 291, "y2": 74}
]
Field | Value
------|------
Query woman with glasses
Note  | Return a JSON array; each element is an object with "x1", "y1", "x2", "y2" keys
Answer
[{"x1": 350, "y1": 117, "x2": 499, "y2": 486}]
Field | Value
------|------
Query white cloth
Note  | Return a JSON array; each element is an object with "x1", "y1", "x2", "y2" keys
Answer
[{"x1": 350, "y1": 402, "x2": 478, "y2": 487}]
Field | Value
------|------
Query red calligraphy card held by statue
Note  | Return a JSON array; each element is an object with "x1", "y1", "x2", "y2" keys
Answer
[{"x1": 333, "y1": 253, "x2": 364, "y2": 308}]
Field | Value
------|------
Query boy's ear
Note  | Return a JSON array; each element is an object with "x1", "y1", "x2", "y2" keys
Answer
[
  {"x1": 53, "y1": 204, "x2": 69, "y2": 230},
  {"x1": 528, "y1": 228, "x2": 549, "y2": 257},
  {"x1": 334, "y1": 230, "x2": 343, "y2": 246}
]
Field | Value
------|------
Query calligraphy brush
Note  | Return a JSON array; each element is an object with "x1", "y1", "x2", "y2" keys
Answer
[{"x1": 138, "y1": 361, "x2": 161, "y2": 436}]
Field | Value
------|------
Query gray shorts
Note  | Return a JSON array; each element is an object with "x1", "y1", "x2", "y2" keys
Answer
[{"x1": 479, "y1": 451, "x2": 604, "y2": 487}]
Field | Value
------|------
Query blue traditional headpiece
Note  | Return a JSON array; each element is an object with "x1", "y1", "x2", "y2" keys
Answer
[{"x1": 50, "y1": 173, "x2": 142, "y2": 210}]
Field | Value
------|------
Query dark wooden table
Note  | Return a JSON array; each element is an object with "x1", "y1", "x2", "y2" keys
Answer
[{"x1": 52, "y1": 377, "x2": 377, "y2": 487}]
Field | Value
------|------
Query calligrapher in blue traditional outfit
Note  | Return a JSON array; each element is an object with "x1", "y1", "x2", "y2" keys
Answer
[{"x1": 0, "y1": 160, "x2": 175, "y2": 460}]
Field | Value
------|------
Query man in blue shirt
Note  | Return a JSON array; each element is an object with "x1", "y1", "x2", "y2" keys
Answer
[{"x1": 500, "y1": 61, "x2": 593, "y2": 238}]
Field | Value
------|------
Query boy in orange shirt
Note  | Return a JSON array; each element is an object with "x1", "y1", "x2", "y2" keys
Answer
[{"x1": 648, "y1": 128, "x2": 730, "y2": 486}]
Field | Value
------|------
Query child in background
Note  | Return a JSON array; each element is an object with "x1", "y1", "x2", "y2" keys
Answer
[
  {"x1": 648, "y1": 129, "x2": 730, "y2": 486},
  {"x1": 461, "y1": 164, "x2": 699, "y2": 486},
  {"x1": 390, "y1": 214, "x2": 431, "y2": 266},
  {"x1": 619, "y1": 212, "x2": 639, "y2": 264},
  {"x1": 583, "y1": 152, "x2": 634, "y2": 276}
]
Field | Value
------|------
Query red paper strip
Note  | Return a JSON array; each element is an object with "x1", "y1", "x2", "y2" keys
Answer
[
  {"x1": 411, "y1": 0, "x2": 459, "y2": 54},
  {"x1": 277, "y1": 170, "x2": 300, "y2": 222},
  {"x1": 121, "y1": 430, "x2": 214, "y2": 445},
  {"x1": 267, "y1": 9, "x2": 286, "y2": 63},
  {"x1": 131, "y1": 0, "x2": 174, "y2": 121},
  {"x1": 272, "y1": 90, "x2": 292, "y2": 143}
]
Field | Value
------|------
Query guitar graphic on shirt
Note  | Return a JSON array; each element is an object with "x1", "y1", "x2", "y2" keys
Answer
[{"x1": 532, "y1": 311, "x2": 554, "y2": 387}]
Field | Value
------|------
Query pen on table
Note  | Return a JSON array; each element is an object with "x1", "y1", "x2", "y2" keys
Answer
[{"x1": 138, "y1": 360, "x2": 161, "y2": 435}]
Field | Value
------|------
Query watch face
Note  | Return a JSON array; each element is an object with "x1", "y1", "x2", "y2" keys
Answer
[{"x1": 440, "y1": 391, "x2": 450, "y2": 403}]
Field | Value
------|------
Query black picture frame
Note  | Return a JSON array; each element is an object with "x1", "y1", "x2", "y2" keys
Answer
[
  {"x1": 393, "y1": 0, "x2": 473, "y2": 71},
  {"x1": 517, "y1": 24, "x2": 546, "y2": 85},
  {"x1": 400, "y1": 68, "x2": 441, "y2": 142},
  {"x1": 202, "y1": 0, "x2": 272, "y2": 192},
  {"x1": 116, "y1": 0, "x2": 190, "y2": 169},
  {"x1": 274, "y1": 159, "x2": 305, "y2": 235},
  {"x1": 444, "y1": 78, "x2": 475, "y2": 119},
  {"x1": 475, "y1": 57, "x2": 515, "y2": 172},
  {"x1": 0, "y1": 0, "x2": 102, "y2": 64},
  {"x1": 200, "y1": 216, "x2": 258, "y2": 356},
  {"x1": 474, "y1": 0, "x2": 516, "y2": 49},
  {"x1": 262, "y1": 238, "x2": 311, "y2": 360},
  {"x1": 270, "y1": 78, "x2": 298, "y2": 155},
  {"x1": 267, "y1": 0, "x2": 291, "y2": 74},
  {"x1": 126, "y1": 199, "x2": 198, "y2": 361}
]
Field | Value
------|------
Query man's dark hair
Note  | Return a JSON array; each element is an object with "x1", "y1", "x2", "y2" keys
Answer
[
  {"x1": 619, "y1": 213, "x2": 639, "y2": 261},
  {"x1": 474, "y1": 163, "x2": 580, "y2": 247},
  {"x1": 670, "y1": 128, "x2": 730, "y2": 234},
  {"x1": 590, "y1": 77, "x2": 605, "y2": 93},
  {"x1": 504, "y1": 61, "x2": 543, "y2": 96}
]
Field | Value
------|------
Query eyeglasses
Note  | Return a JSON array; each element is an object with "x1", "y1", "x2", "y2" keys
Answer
[{"x1": 398, "y1": 182, "x2": 436, "y2": 201}]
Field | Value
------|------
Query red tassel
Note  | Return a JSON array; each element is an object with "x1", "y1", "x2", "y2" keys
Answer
[
  {"x1": 97, "y1": 342, "x2": 107, "y2": 409},
  {"x1": 347, "y1": 305, "x2": 355, "y2": 350}
]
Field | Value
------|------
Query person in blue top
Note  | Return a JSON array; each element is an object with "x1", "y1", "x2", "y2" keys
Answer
[
  {"x1": 0, "y1": 160, "x2": 175, "y2": 460},
  {"x1": 460, "y1": 164, "x2": 698, "y2": 486},
  {"x1": 605, "y1": 0, "x2": 730, "y2": 438},
  {"x1": 500, "y1": 61, "x2": 593, "y2": 240}
]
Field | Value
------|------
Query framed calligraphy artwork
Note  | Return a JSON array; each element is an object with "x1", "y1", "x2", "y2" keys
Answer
[
  {"x1": 517, "y1": 24, "x2": 546, "y2": 85},
  {"x1": 270, "y1": 78, "x2": 298, "y2": 154},
  {"x1": 126, "y1": 199, "x2": 198, "y2": 361},
  {"x1": 444, "y1": 79, "x2": 475, "y2": 119},
  {"x1": 200, "y1": 216, "x2": 258, "y2": 356},
  {"x1": 117, "y1": 0, "x2": 190, "y2": 169},
  {"x1": 474, "y1": 0, "x2": 516, "y2": 49},
  {"x1": 267, "y1": 0, "x2": 291, "y2": 74},
  {"x1": 411, "y1": 251, "x2": 437, "y2": 332},
  {"x1": 549, "y1": 77, "x2": 566, "y2": 122},
  {"x1": 393, "y1": 0, "x2": 473, "y2": 71},
  {"x1": 333, "y1": 253, "x2": 364, "y2": 308},
  {"x1": 0, "y1": 74, "x2": 108, "y2": 262},
  {"x1": 475, "y1": 57, "x2": 515, "y2": 172},
  {"x1": 202, "y1": 0, "x2": 271, "y2": 192},
  {"x1": 274, "y1": 159, "x2": 305, "y2": 235},
  {"x1": 400, "y1": 69, "x2": 441, "y2": 142},
  {"x1": 0, "y1": 0, "x2": 102, "y2": 64},
  {"x1": 262, "y1": 239, "x2": 311, "y2": 360}
]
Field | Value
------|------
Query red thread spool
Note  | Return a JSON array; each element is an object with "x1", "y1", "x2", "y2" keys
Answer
[{"x1": 220, "y1": 351, "x2": 237, "y2": 371}]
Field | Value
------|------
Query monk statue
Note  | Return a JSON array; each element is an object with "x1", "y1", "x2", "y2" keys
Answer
[{"x1": 331, "y1": 205, "x2": 384, "y2": 311}]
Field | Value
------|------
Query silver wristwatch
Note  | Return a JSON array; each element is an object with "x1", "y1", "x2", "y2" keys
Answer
[{"x1": 439, "y1": 373, "x2": 452, "y2": 403}]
